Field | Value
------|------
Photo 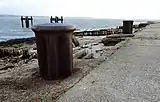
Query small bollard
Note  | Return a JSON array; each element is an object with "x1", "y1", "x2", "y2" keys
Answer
[
  {"x1": 31, "y1": 23, "x2": 76, "y2": 80},
  {"x1": 123, "y1": 20, "x2": 134, "y2": 34}
]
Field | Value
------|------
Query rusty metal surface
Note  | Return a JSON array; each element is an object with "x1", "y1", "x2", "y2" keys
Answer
[
  {"x1": 32, "y1": 23, "x2": 75, "y2": 80},
  {"x1": 32, "y1": 23, "x2": 76, "y2": 32},
  {"x1": 123, "y1": 20, "x2": 134, "y2": 34}
]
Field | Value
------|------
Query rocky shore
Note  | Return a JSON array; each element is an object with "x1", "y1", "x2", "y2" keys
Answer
[{"x1": 0, "y1": 21, "x2": 154, "y2": 102}]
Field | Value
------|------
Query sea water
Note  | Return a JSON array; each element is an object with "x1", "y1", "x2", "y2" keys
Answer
[{"x1": 0, "y1": 15, "x2": 147, "y2": 42}]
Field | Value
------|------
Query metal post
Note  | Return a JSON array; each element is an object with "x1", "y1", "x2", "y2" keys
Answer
[
  {"x1": 25, "y1": 16, "x2": 30, "y2": 28},
  {"x1": 50, "y1": 16, "x2": 53, "y2": 23},
  {"x1": 55, "y1": 16, "x2": 58, "y2": 23},
  {"x1": 31, "y1": 16, "x2": 33, "y2": 26},
  {"x1": 21, "y1": 16, "x2": 24, "y2": 28},
  {"x1": 61, "y1": 16, "x2": 63, "y2": 23},
  {"x1": 31, "y1": 23, "x2": 76, "y2": 80},
  {"x1": 123, "y1": 20, "x2": 134, "y2": 34}
]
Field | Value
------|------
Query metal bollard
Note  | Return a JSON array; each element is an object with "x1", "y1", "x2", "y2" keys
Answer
[
  {"x1": 31, "y1": 23, "x2": 76, "y2": 80},
  {"x1": 123, "y1": 20, "x2": 134, "y2": 34}
]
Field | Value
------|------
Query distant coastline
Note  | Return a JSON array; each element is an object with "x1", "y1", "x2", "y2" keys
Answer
[
  {"x1": 0, "y1": 14, "x2": 154, "y2": 22},
  {"x1": 0, "y1": 14, "x2": 154, "y2": 42}
]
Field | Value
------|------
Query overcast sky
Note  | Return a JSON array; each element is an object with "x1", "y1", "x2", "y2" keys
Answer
[{"x1": 0, "y1": 0, "x2": 159, "y2": 19}]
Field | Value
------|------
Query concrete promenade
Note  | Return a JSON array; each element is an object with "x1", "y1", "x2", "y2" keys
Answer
[{"x1": 57, "y1": 23, "x2": 160, "y2": 102}]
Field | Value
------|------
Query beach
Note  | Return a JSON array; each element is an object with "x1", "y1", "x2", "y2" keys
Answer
[
  {"x1": 0, "y1": 22, "x2": 152, "y2": 102},
  {"x1": 0, "y1": 15, "x2": 148, "y2": 41},
  {"x1": 0, "y1": 15, "x2": 153, "y2": 101},
  {"x1": 0, "y1": 35, "x2": 127, "y2": 101}
]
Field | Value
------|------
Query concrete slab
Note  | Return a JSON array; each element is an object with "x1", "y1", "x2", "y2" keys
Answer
[{"x1": 56, "y1": 23, "x2": 160, "y2": 102}]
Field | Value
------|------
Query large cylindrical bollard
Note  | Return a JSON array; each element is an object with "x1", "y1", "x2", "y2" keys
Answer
[
  {"x1": 31, "y1": 23, "x2": 76, "y2": 80},
  {"x1": 123, "y1": 20, "x2": 134, "y2": 34}
]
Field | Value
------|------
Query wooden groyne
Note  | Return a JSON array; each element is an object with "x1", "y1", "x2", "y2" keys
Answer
[
  {"x1": 73, "y1": 22, "x2": 153, "y2": 36},
  {"x1": 73, "y1": 28, "x2": 122, "y2": 36}
]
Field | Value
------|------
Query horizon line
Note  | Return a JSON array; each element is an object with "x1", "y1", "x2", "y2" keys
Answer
[{"x1": 0, "y1": 14, "x2": 159, "y2": 21}]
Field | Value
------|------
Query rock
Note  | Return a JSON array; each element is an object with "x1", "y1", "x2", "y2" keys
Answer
[
  {"x1": 147, "y1": 21, "x2": 155, "y2": 24},
  {"x1": 33, "y1": 47, "x2": 37, "y2": 50},
  {"x1": 114, "y1": 29, "x2": 122, "y2": 34},
  {"x1": 31, "y1": 52, "x2": 37, "y2": 59},
  {"x1": 72, "y1": 35, "x2": 80, "y2": 47},
  {"x1": 95, "y1": 49, "x2": 103, "y2": 53},
  {"x1": 138, "y1": 23, "x2": 148, "y2": 28},
  {"x1": 81, "y1": 45, "x2": 89, "y2": 48},
  {"x1": 0, "y1": 37, "x2": 35, "y2": 46},
  {"x1": 101, "y1": 38, "x2": 122, "y2": 46},
  {"x1": 106, "y1": 34, "x2": 134, "y2": 38},
  {"x1": 73, "y1": 47, "x2": 81, "y2": 54},
  {"x1": 0, "y1": 64, "x2": 14, "y2": 70},
  {"x1": 83, "y1": 53, "x2": 94, "y2": 59},
  {"x1": 21, "y1": 49, "x2": 30, "y2": 59},
  {"x1": 10, "y1": 57, "x2": 19, "y2": 63},
  {"x1": 73, "y1": 49, "x2": 88, "y2": 59},
  {"x1": 24, "y1": 59, "x2": 30, "y2": 64},
  {"x1": 12, "y1": 44, "x2": 19, "y2": 48},
  {"x1": 73, "y1": 47, "x2": 81, "y2": 51},
  {"x1": 118, "y1": 26, "x2": 123, "y2": 29},
  {"x1": 72, "y1": 43, "x2": 76, "y2": 48},
  {"x1": 88, "y1": 46, "x2": 92, "y2": 49},
  {"x1": 0, "y1": 48, "x2": 20, "y2": 58},
  {"x1": 133, "y1": 25, "x2": 139, "y2": 29},
  {"x1": 92, "y1": 43, "x2": 99, "y2": 46}
]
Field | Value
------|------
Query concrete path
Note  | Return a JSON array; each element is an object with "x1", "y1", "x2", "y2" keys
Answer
[{"x1": 56, "y1": 23, "x2": 160, "y2": 102}]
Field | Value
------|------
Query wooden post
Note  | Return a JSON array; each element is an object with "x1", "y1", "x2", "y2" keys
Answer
[
  {"x1": 25, "y1": 16, "x2": 29, "y2": 28},
  {"x1": 55, "y1": 16, "x2": 58, "y2": 23},
  {"x1": 61, "y1": 16, "x2": 63, "y2": 23},
  {"x1": 50, "y1": 16, "x2": 53, "y2": 23},
  {"x1": 31, "y1": 16, "x2": 33, "y2": 26},
  {"x1": 21, "y1": 16, "x2": 24, "y2": 28},
  {"x1": 50, "y1": 16, "x2": 64, "y2": 23},
  {"x1": 21, "y1": 16, "x2": 33, "y2": 28}
]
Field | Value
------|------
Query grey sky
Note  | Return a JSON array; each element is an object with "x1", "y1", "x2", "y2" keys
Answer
[{"x1": 0, "y1": 0, "x2": 159, "y2": 19}]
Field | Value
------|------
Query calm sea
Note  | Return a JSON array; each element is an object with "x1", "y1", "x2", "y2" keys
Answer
[{"x1": 0, "y1": 15, "x2": 147, "y2": 42}]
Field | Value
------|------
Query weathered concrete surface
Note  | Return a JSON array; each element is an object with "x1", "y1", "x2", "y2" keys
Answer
[
  {"x1": 135, "y1": 23, "x2": 160, "y2": 39},
  {"x1": 56, "y1": 23, "x2": 160, "y2": 102}
]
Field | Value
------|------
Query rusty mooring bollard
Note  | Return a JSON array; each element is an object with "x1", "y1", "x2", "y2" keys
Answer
[
  {"x1": 31, "y1": 23, "x2": 76, "y2": 80},
  {"x1": 123, "y1": 20, "x2": 134, "y2": 34}
]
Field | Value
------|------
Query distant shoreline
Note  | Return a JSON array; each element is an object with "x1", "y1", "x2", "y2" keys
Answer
[
  {"x1": 0, "y1": 21, "x2": 155, "y2": 46},
  {"x1": 0, "y1": 14, "x2": 152, "y2": 42},
  {"x1": 0, "y1": 37, "x2": 35, "y2": 46}
]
